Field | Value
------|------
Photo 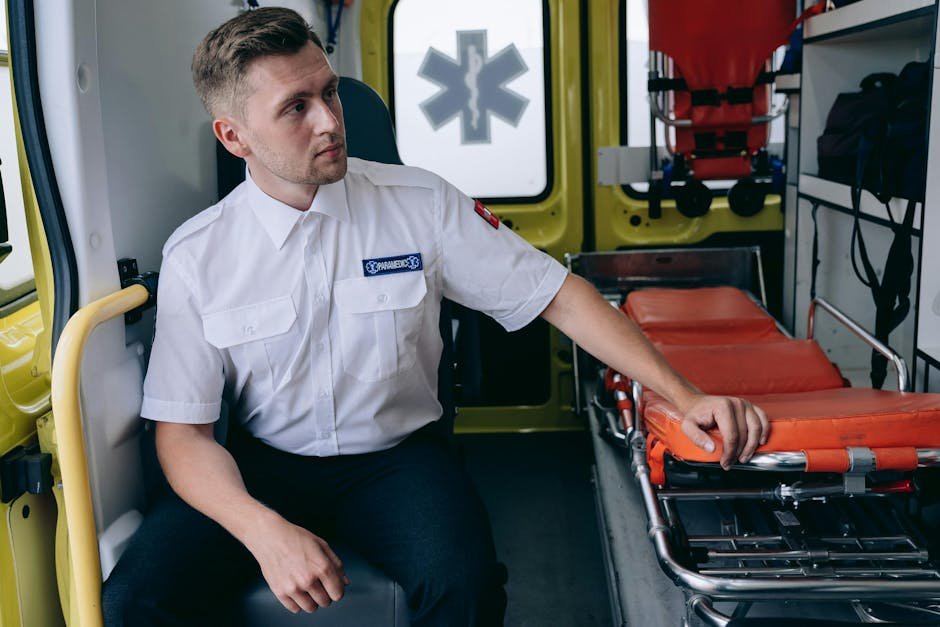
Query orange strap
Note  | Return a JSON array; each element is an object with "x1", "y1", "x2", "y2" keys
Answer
[
  {"x1": 803, "y1": 449, "x2": 850, "y2": 473},
  {"x1": 873, "y1": 447, "x2": 918, "y2": 471},
  {"x1": 647, "y1": 436, "x2": 668, "y2": 486},
  {"x1": 803, "y1": 447, "x2": 919, "y2": 472}
]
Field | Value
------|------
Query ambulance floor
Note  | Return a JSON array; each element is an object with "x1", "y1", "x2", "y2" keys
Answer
[{"x1": 459, "y1": 431, "x2": 611, "y2": 627}]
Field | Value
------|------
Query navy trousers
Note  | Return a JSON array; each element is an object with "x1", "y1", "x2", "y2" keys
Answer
[{"x1": 102, "y1": 424, "x2": 506, "y2": 626}]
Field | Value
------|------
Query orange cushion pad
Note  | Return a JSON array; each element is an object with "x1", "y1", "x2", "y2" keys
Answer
[
  {"x1": 623, "y1": 287, "x2": 785, "y2": 345},
  {"x1": 656, "y1": 340, "x2": 846, "y2": 396},
  {"x1": 643, "y1": 387, "x2": 940, "y2": 464}
]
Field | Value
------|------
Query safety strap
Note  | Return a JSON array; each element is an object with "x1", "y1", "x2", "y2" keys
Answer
[
  {"x1": 323, "y1": 0, "x2": 345, "y2": 54},
  {"x1": 849, "y1": 185, "x2": 916, "y2": 388},
  {"x1": 810, "y1": 202, "x2": 821, "y2": 300},
  {"x1": 789, "y1": 1, "x2": 827, "y2": 34}
]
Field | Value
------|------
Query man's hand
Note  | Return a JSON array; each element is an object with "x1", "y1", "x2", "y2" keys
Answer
[
  {"x1": 246, "y1": 513, "x2": 350, "y2": 614},
  {"x1": 678, "y1": 394, "x2": 769, "y2": 470}
]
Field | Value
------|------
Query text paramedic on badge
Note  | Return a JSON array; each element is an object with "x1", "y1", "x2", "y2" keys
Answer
[{"x1": 362, "y1": 252, "x2": 424, "y2": 277}]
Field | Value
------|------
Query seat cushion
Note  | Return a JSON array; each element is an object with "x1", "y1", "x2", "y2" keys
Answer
[
  {"x1": 655, "y1": 340, "x2": 846, "y2": 396},
  {"x1": 624, "y1": 286, "x2": 784, "y2": 344},
  {"x1": 643, "y1": 387, "x2": 940, "y2": 466},
  {"x1": 236, "y1": 544, "x2": 409, "y2": 626}
]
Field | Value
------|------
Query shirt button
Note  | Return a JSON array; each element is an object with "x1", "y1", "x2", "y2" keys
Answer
[
  {"x1": 315, "y1": 293, "x2": 326, "y2": 304},
  {"x1": 377, "y1": 293, "x2": 389, "y2": 304},
  {"x1": 315, "y1": 341, "x2": 325, "y2": 351},
  {"x1": 243, "y1": 324, "x2": 255, "y2": 336},
  {"x1": 317, "y1": 388, "x2": 330, "y2": 400}
]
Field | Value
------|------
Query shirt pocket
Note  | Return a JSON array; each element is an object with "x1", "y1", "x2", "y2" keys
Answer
[
  {"x1": 202, "y1": 295, "x2": 298, "y2": 392},
  {"x1": 333, "y1": 272, "x2": 428, "y2": 382}
]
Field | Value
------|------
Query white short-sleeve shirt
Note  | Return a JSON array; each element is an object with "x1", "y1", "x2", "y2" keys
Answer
[{"x1": 141, "y1": 158, "x2": 568, "y2": 455}]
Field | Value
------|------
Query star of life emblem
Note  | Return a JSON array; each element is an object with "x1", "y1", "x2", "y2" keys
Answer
[{"x1": 418, "y1": 30, "x2": 529, "y2": 145}]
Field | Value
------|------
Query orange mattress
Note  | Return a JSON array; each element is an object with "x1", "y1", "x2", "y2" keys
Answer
[
  {"x1": 624, "y1": 286, "x2": 785, "y2": 344},
  {"x1": 643, "y1": 388, "x2": 940, "y2": 482},
  {"x1": 656, "y1": 340, "x2": 846, "y2": 396}
]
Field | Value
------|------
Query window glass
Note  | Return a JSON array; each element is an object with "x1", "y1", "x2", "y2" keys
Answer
[
  {"x1": 623, "y1": 0, "x2": 785, "y2": 186},
  {"x1": 0, "y1": 2, "x2": 37, "y2": 305},
  {"x1": 392, "y1": 0, "x2": 548, "y2": 200}
]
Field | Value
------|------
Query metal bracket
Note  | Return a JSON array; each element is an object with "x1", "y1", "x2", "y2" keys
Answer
[
  {"x1": 117, "y1": 257, "x2": 159, "y2": 324},
  {"x1": 0, "y1": 444, "x2": 53, "y2": 503}
]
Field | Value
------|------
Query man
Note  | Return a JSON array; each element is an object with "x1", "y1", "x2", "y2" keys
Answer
[{"x1": 103, "y1": 7, "x2": 768, "y2": 626}]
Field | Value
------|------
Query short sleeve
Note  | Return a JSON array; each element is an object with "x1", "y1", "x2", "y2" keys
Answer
[
  {"x1": 141, "y1": 254, "x2": 224, "y2": 423},
  {"x1": 439, "y1": 179, "x2": 568, "y2": 331}
]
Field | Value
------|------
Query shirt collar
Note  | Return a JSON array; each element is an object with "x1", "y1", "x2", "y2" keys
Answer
[{"x1": 245, "y1": 168, "x2": 349, "y2": 250}]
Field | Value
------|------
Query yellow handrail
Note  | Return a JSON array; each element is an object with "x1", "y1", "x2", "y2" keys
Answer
[{"x1": 50, "y1": 284, "x2": 151, "y2": 627}]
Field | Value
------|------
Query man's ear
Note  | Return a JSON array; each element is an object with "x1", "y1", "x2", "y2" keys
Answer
[{"x1": 213, "y1": 116, "x2": 251, "y2": 158}]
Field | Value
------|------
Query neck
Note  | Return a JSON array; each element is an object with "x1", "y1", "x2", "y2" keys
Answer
[{"x1": 247, "y1": 162, "x2": 318, "y2": 211}]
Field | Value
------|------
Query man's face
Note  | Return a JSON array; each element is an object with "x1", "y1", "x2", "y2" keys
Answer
[{"x1": 238, "y1": 41, "x2": 347, "y2": 187}]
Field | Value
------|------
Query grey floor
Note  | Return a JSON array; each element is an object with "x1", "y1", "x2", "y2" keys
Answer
[{"x1": 459, "y1": 431, "x2": 612, "y2": 627}]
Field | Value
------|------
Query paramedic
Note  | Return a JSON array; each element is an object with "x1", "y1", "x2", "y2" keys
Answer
[{"x1": 102, "y1": 7, "x2": 768, "y2": 626}]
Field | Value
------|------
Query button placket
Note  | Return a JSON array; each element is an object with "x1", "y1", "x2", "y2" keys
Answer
[{"x1": 303, "y1": 219, "x2": 338, "y2": 455}]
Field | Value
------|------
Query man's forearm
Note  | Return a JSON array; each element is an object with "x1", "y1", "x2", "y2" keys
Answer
[
  {"x1": 155, "y1": 422, "x2": 281, "y2": 551},
  {"x1": 541, "y1": 274, "x2": 700, "y2": 412}
]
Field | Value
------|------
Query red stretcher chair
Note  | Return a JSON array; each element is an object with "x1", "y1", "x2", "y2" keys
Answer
[
  {"x1": 577, "y1": 248, "x2": 940, "y2": 625},
  {"x1": 647, "y1": 0, "x2": 824, "y2": 219}
]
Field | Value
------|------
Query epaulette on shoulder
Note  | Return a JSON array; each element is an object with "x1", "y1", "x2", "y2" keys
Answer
[
  {"x1": 162, "y1": 203, "x2": 224, "y2": 256},
  {"x1": 349, "y1": 157, "x2": 439, "y2": 191}
]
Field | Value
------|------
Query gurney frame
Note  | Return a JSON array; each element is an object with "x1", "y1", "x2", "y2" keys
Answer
[{"x1": 570, "y1": 248, "x2": 940, "y2": 626}]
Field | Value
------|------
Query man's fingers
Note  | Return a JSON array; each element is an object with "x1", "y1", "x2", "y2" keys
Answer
[
  {"x1": 713, "y1": 401, "x2": 739, "y2": 470},
  {"x1": 305, "y1": 579, "x2": 333, "y2": 608},
  {"x1": 680, "y1": 416, "x2": 716, "y2": 454},
  {"x1": 284, "y1": 589, "x2": 316, "y2": 614},
  {"x1": 755, "y1": 403, "x2": 770, "y2": 446},
  {"x1": 318, "y1": 539, "x2": 348, "y2": 584},
  {"x1": 319, "y1": 565, "x2": 347, "y2": 602},
  {"x1": 739, "y1": 404, "x2": 762, "y2": 463}
]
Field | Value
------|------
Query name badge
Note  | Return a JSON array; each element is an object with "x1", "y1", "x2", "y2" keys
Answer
[{"x1": 362, "y1": 253, "x2": 423, "y2": 277}]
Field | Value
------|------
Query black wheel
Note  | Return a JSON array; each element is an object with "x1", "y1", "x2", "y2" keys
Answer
[
  {"x1": 728, "y1": 178, "x2": 767, "y2": 217},
  {"x1": 674, "y1": 179, "x2": 712, "y2": 218}
]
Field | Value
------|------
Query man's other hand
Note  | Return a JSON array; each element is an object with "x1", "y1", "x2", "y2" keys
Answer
[
  {"x1": 247, "y1": 512, "x2": 350, "y2": 613},
  {"x1": 679, "y1": 395, "x2": 769, "y2": 470}
]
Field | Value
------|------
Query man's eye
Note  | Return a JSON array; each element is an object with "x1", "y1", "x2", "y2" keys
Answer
[
  {"x1": 325, "y1": 88, "x2": 337, "y2": 100},
  {"x1": 291, "y1": 102, "x2": 305, "y2": 114}
]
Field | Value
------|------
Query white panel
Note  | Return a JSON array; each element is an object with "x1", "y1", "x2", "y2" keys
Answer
[
  {"x1": 917, "y1": 69, "x2": 940, "y2": 362},
  {"x1": 393, "y1": 0, "x2": 547, "y2": 198}
]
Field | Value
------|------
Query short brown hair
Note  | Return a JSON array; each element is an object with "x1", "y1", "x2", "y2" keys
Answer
[{"x1": 192, "y1": 7, "x2": 324, "y2": 117}]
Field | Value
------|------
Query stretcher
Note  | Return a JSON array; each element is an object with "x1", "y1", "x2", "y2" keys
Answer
[
  {"x1": 571, "y1": 248, "x2": 940, "y2": 625},
  {"x1": 646, "y1": 0, "x2": 823, "y2": 218}
]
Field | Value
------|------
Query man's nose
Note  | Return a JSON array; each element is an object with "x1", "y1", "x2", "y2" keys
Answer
[{"x1": 313, "y1": 99, "x2": 341, "y2": 135}]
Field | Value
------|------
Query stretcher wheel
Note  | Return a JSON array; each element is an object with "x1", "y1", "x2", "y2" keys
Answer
[
  {"x1": 675, "y1": 179, "x2": 712, "y2": 218},
  {"x1": 728, "y1": 178, "x2": 767, "y2": 217}
]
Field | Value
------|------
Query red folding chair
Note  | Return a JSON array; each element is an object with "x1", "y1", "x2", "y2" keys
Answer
[{"x1": 647, "y1": 0, "x2": 823, "y2": 218}]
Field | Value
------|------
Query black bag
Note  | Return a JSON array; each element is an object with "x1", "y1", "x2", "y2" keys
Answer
[{"x1": 817, "y1": 62, "x2": 929, "y2": 201}]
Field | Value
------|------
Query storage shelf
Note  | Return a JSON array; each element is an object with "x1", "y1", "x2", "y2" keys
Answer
[
  {"x1": 797, "y1": 174, "x2": 923, "y2": 230},
  {"x1": 804, "y1": 0, "x2": 936, "y2": 43}
]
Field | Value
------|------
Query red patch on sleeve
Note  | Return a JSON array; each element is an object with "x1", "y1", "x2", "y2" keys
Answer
[{"x1": 474, "y1": 200, "x2": 500, "y2": 229}]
